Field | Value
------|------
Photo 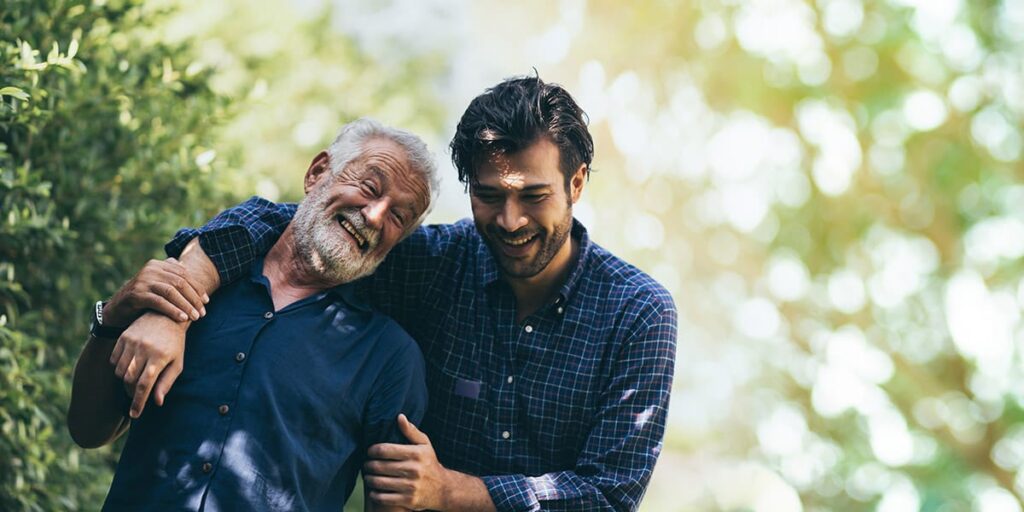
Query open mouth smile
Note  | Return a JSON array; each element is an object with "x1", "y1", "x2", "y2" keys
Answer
[
  {"x1": 337, "y1": 216, "x2": 369, "y2": 251},
  {"x1": 493, "y1": 231, "x2": 538, "y2": 258},
  {"x1": 499, "y1": 233, "x2": 537, "y2": 247}
]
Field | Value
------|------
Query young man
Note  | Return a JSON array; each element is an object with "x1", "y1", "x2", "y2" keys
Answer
[
  {"x1": 113, "y1": 76, "x2": 677, "y2": 511},
  {"x1": 68, "y1": 119, "x2": 439, "y2": 511}
]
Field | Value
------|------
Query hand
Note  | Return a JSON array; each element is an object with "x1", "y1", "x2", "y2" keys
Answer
[
  {"x1": 109, "y1": 312, "x2": 188, "y2": 418},
  {"x1": 104, "y1": 258, "x2": 209, "y2": 327},
  {"x1": 363, "y1": 414, "x2": 452, "y2": 511}
]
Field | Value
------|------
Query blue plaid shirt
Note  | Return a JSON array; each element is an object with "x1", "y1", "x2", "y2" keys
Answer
[{"x1": 166, "y1": 197, "x2": 677, "y2": 512}]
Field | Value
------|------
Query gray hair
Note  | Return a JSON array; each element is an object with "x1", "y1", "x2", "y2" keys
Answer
[{"x1": 326, "y1": 118, "x2": 440, "y2": 229}]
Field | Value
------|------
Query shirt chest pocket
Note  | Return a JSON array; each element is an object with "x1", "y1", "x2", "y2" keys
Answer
[{"x1": 421, "y1": 360, "x2": 491, "y2": 471}]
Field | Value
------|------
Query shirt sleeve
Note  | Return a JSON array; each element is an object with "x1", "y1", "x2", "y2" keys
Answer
[
  {"x1": 164, "y1": 196, "x2": 296, "y2": 284},
  {"x1": 481, "y1": 294, "x2": 678, "y2": 512},
  {"x1": 362, "y1": 328, "x2": 429, "y2": 447}
]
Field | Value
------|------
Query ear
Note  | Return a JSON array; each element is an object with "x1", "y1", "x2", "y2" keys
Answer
[
  {"x1": 569, "y1": 163, "x2": 587, "y2": 204},
  {"x1": 304, "y1": 151, "x2": 331, "y2": 194}
]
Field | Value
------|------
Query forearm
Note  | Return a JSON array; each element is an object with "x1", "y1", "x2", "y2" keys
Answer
[
  {"x1": 177, "y1": 238, "x2": 220, "y2": 298},
  {"x1": 67, "y1": 335, "x2": 130, "y2": 448},
  {"x1": 443, "y1": 470, "x2": 497, "y2": 512},
  {"x1": 483, "y1": 470, "x2": 640, "y2": 512}
]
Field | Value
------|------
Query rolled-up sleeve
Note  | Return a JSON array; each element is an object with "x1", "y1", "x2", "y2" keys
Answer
[
  {"x1": 482, "y1": 297, "x2": 677, "y2": 512},
  {"x1": 164, "y1": 196, "x2": 296, "y2": 284}
]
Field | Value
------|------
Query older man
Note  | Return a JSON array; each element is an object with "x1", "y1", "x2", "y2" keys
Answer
[{"x1": 67, "y1": 118, "x2": 439, "y2": 511}]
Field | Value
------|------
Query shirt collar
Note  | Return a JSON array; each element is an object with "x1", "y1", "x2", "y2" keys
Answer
[
  {"x1": 248, "y1": 255, "x2": 373, "y2": 313},
  {"x1": 478, "y1": 218, "x2": 593, "y2": 312}
]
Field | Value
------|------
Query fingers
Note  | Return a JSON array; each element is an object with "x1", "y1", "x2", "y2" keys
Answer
[
  {"x1": 366, "y1": 491, "x2": 405, "y2": 508},
  {"x1": 363, "y1": 458, "x2": 412, "y2": 478},
  {"x1": 109, "y1": 336, "x2": 127, "y2": 366},
  {"x1": 363, "y1": 475, "x2": 410, "y2": 493},
  {"x1": 367, "y1": 443, "x2": 417, "y2": 461},
  {"x1": 114, "y1": 342, "x2": 135, "y2": 380},
  {"x1": 153, "y1": 280, "x2": 201, "y2": 321},
  {"x1": 397, "y1": 414, "x2": 430, "y2": 445},
  {"x1": 143, "y1": 289, "x2": 192, "y2": 322},
  {"x1": 161, "y1": 260, "x2": 208, "y2": 313},
  {"x1": 152, "y1": 361, "x2": 183, "y2": 406},
  {"x1": 130, "y1": 364, "x2": 161, "y2": 418},
  {"x1": 166, "y1": 258, "x2": 210, "y2": 305}
]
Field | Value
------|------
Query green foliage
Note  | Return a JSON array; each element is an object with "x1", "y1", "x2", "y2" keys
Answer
[{"x1": 1, "y1": 0, "x2": 235, "y2": 508}]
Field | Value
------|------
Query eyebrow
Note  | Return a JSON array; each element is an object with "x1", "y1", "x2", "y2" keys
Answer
[
  {"x1": 368, "y1": 167, "x2": 390, "y2": 187},
  {"x1": 472, "y1": 183, "x2": 554, "y2": 193}
]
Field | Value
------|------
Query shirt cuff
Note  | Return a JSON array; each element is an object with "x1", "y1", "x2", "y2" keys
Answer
[
  {"x1": 482, "y1": 474, "x2": 538, "y2": 512},
  {"x1": 164, "y1": 226, "x2": 254, "y2": 284}
]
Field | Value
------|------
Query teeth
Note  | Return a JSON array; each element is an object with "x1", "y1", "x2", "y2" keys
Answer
[
  {"x1": 338, "y1": 217, "x2": 367, "y2": 249},
  {"x1": 502, "y1": 235, "x2": 534, "y2": 246}
]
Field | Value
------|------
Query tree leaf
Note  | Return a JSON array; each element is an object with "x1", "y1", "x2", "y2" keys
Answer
[{"x1": 0, "y1": 87, "x2": 30, "y2": 101}]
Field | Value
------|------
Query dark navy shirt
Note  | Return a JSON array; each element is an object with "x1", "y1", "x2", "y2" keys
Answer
[
  {"x1": 103, "y1": 257, "x2": 427, "y2": 512},
  {"x1": 167, "y1": 197, "x2": 677, "y2": 512}
]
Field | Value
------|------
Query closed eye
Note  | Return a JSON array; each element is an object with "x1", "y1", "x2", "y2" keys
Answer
[{"x1": 361, "y1": 180, "x2": 379, "y2": 197}]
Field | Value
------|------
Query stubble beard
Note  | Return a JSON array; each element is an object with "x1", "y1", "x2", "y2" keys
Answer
[
  {"x1": 291, "y1": 184, "x2": 384, "y2": 285},
  {"x1": 483, "y1": 210, "x2": 573, "y2": 279}
]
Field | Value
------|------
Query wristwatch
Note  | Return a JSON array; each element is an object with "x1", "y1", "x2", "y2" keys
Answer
[{"x1": 90, "y1": 300, "x2": 126, "y2": 339}]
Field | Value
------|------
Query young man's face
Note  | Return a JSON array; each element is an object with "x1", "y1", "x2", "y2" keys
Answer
[{"x1": 470, "y1": 138, "x2": 584, "y2": 279}]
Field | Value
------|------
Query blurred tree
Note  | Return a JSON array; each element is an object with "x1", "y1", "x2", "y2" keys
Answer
[{"x1": 1, "y1": 0, "x2": 234, "y2": 509}]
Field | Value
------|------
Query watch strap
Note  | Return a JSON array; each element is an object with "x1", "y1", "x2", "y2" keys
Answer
[{"x1": 90, "y1": 300, "x2": 126, "y2": 339}]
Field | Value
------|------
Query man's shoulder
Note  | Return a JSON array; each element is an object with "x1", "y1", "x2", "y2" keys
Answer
[
  {"x1": 583, "y1": 242, "x2": 676, "y2": 314},
  {"x1": 407, "y1": 218, "x2": 477, "y2": 246},
  {"x1": 368, "y1": 312, "x2": 425, "y2": 364},
  {"x1": 387, "y1": 218, "x2": 480, "y2": 262}
]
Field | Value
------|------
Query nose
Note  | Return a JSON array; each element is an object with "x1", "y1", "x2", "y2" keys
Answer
[
  {"x1": 361, "y1": 199, "x2": 388, "y2": 230},
  {"x1": 496, "y1": 200, "x2": 528, "y2": 233}
]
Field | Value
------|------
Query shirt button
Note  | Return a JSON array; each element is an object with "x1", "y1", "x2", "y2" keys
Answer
[
  {"x1": 218, "y1": 404, "x2": 230, "y2": 415},
  {"x1": 501, "y1": 431, "x2": 511, "y2": 440},
  {"x1": 235, "y1": 352, "x2": 246, "y2": 362},
  {"x1": 263, "y1": 311, "x2": 274, "y2": 319},
  {"x1": 524, "y1": 325, "x2": 533, "y2": 333},
  {"x1": 507, "y1": 376, "x2": 514, "y2": 384},
  {"x1": 557, "y1": 307, "x2": 564, "y2": 314},
  {"x1": 201, "y1": 462, "x2": 213, "y2": 474}
]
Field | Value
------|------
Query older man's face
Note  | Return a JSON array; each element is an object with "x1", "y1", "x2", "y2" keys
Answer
[{"x1": 292, "y1": 137, "x2": 429, "y2": 284}]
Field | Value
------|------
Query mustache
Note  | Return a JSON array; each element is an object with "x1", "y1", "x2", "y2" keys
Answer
[{"x1": 336, "y1": 208, "x2": 380, "y2": 249}]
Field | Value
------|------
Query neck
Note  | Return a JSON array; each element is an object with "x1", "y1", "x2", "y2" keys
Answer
[
  {"x1": 505, "y1": 234, "x2": 577, "y2": 323},
  {"x1": 263, "y1": 225, "x2": 333, "y2": 310}
]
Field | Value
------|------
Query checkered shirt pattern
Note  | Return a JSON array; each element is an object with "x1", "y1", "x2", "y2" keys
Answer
[{"x1": 166, "y1": 197, "x2": 678, "y2": 512}]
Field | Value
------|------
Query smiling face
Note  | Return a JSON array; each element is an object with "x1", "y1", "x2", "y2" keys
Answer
[
  {"x1": 470, "y1": 137, "x2": 585, "y2": 279},
  {"x1": 291, "y1": 137, "x2": 429, "y2": 284}
]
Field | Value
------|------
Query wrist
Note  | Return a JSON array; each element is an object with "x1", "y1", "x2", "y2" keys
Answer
[
  {"x1": 139, "y1": 310, "x2": 191, "y2": 331},
  {"x1": 91, "y1": 300, "x2": 127, "y2": 339},
  {"x1": 439, "y1": 467, "x2": 457, "y2": 511},
  {"x1": 101, "y1": 300, "x2": 129, "y2": 328}
]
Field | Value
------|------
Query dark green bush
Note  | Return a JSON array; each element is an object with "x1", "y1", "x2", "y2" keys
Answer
[{"x1": 1, "y1": 1, "x2": 235, "y2": 508}]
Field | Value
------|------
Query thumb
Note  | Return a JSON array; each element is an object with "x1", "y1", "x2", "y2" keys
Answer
[{"x1": 397, "y1": 414, "x2": 429, "y2": 445}]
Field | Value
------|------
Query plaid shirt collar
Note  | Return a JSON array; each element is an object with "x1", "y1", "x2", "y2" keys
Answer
[{"x1": 477, "y1": 218, "x2": 593, "y2": 314}]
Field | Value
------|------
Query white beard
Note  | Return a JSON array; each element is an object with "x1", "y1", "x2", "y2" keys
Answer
[{"x1": 291, "y1": 183, "x2": 384, "y2": 285}]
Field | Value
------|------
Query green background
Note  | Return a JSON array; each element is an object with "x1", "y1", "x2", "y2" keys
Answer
[{"x1": 3, "y1": 0, "x2": 1023, "y2": 510}]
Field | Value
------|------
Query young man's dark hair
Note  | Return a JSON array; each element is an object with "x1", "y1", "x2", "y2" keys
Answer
[{"x1": 449, "y1": 74, "x2": 594, "y2": 192}]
